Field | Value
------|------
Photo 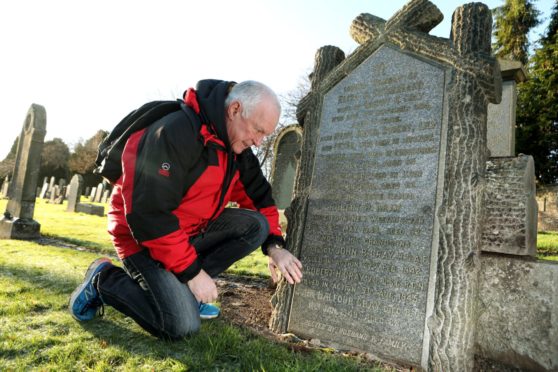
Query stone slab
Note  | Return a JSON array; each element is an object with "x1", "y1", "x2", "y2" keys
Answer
[
  {"x1": 476, "y1": 255, "x2": 558, "y2": 371},
  {"x1": 271, "y1": 125, "x2": 302, "y2": 209},
  {"x1": 482, "y1": 155, "x2": 537, "y2": 256},
  {"x1": 287, "y1": 45, "x2": 447, "y2": 366},
  {"x1": 75, "y1": 203, "x2": 105, "y2": 217}
]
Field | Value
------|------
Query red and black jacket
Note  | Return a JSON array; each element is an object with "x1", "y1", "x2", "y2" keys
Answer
[{"x1": 107, "y1": 79, "x2": 285, "y2": 282}]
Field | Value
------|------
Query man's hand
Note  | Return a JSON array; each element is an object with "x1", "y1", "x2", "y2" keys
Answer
[
  {"x1": 268, "y1": 245, "x2": 303, "y2": 284},
  {"x1": 187, "y1": 269, "x2": 218, "y2": 303}
]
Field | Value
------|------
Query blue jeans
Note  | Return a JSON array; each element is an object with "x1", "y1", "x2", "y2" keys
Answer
[{"x1": 96, "y1": 208, "x2": 269, "y2": 340}]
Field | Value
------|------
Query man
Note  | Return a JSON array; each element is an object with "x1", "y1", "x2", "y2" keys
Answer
[{"x1": 69, "y1": 79, "x2": 303, "y2": 340}]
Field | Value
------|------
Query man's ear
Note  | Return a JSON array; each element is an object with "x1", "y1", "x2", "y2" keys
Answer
[{"x1": 227, "y1": 101, "x2": 241, "y2": 117}]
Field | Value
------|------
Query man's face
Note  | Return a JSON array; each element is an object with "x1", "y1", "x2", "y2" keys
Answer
[{"x1": 226, "y1": 98, "x2": 280, "y2": 155}]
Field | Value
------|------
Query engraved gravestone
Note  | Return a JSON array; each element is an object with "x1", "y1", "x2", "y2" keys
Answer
[
  {"x1": 0, "y1": 104, "x2": 47, "y2": 239},
  {"x1": 271, "y1": 1, "x2": 501, "y2": 371},
  {"x1": 271, "y1": 125, "x2": 303, "y2": 209}
]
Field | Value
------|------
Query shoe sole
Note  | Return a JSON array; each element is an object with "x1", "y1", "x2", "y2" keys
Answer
[
  {"x1": 200, "y1": 313, "x2": 219, "y2": 320},
  {"x1": 68, "y1": 257, "x2": 112, "y2": 321}
]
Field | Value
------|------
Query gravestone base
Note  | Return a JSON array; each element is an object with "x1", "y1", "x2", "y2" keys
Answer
[{"x1": 0, "y1": 217, "x2": 41, "y2": 239}]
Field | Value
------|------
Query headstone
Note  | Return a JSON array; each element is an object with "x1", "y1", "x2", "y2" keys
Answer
[
  {"x1": 36, "y1": 186, "x2": 41, "y2": 198},
  {"x1": 481, "y1": 155, "x2": 537, "y2": 256},
  {"x1": 55, "y1": 186, "x2": 66, "y2": 204},
  {"x1": 537, "y1": 184, "x2": 558, "y2": 231},
  {"x1": 486, "y1": 59, "x2": 526, "y2": 157},
  {"x1": 66, "y1": 174, "x2": 84, "y2": 212},
  {"x1": 101, "y1": 190, "x2": 110, "y2": 204},
  {"x1": 271, "y1": 125, "x2": 303, "y2": 209},
  {"x1": 75, "y1": 203, "x2": 104, "y2": 217},
  {"x1": 85, "y1": 186, "x2": 91, "y2": 197},
  {"x1": 89, "y1": 187, "x2": 97, "y2": 202},
  {"x1": 1, "y1": 176, "x2": 9, "y2": 198},
  {"x1": 49, "y1": 185, "x2": 59, "y2": 204},
  {"x1": 94, "y1": 182, "x2": 104, "y2": 203},
  {"x1": 270, "y1": 2, "x2": 502, "y2": 371},
  {"x1": 58, "y1": 178, "x2": 66, "y2": 189},
  {"x1": 0, "y1": 104, "x2": 47, "y2": 239},
  {"x1": 47, "y1": 176, "x2": 56, "y2": 198},
  {"x1": 39, "y1": 182, "x2": 49, "y2": 199}
]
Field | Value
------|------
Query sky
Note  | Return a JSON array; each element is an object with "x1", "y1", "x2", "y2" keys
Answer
[{"x1": 0, "y1": 0, "x2": 554, "y2": 160}]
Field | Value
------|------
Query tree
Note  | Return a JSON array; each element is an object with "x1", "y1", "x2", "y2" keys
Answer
[
  {"x1": 68, "y1": 130, "x2": 108, "y2": 187},
  {"x1": 492, "y1": 0, "x2": 541, "y2": 64},
  {"x1": 516, "y1": 2, "x2": 558, "y2": 183},
  {"x1": 39, "y1": 138, "x2": 70, "y2": 181}
]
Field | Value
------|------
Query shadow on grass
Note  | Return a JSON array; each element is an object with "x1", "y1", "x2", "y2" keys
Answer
[
  {"x1": 0, "y1": 262, "x2": 78, "y2": 296},
  {"x1": 39, "y1": 233, "x2": 114, "y2": 254}
]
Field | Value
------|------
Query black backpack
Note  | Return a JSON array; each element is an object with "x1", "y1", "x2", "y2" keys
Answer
[{"x1": 94, "y1": 100, "x2": 199, "y2": 184}]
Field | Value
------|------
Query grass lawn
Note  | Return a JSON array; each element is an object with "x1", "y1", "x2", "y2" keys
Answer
[
  {"x1": 0, "y1": 241, "x2": 381, "y2": 371},
  {"x1": 1, "y1": 198, "x2": 556, "y2": 370}
]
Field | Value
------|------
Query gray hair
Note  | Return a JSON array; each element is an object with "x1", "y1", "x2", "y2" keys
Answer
[{"x1": 225, "y1": 80, "x2": 281, "y2": 118}]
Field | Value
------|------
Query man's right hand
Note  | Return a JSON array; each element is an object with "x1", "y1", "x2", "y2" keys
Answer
[{"x1": 187, "y1": 269, "x2": 218, "y2": 303}]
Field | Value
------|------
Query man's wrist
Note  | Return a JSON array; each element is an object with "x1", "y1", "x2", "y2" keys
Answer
[{"x1": 267, "y1": 244, "x2": 283, "y2": 253}]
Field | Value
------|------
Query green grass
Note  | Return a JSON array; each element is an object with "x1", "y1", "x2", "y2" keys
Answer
[
  {"x1": 1, "y1": 198, "x2": 270, "y2": 277},
  {"x1": 0, "y1": 242, "x2": 383, "y2": 371},
  {"x1": 536, "y1": 231, "x2": 558, "y2": 261}
]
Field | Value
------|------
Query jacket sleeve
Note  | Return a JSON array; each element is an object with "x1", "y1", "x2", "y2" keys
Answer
[
  {"x1": 121, "y1": 110, "x2": 203, "y2": 282},
  {"x1": 230, "y1": 149, "x2": 286, "y2": 255}
]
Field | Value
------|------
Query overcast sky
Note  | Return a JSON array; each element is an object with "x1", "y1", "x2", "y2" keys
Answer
[{"x1": 0, "y1": 0, "x2": 554, "y2": 160}]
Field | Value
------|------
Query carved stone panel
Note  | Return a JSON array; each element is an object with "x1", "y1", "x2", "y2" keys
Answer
[{"x1": 287, "y1": 46, "x2": 447, "y2": 365}]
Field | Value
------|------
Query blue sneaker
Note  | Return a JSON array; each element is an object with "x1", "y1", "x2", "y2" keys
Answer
[
  {"x1": 199, "y1": 303, "x2": 220, "y2": 320},
  {"x1": 69, "y1": 257, "x2": 113, "y2": 321}
]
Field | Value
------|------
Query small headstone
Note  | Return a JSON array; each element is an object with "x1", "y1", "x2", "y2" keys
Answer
[
  {"x1": 54, "y1": 186, "x2": 66, "y2": 204},
  {"x1": 47, "y1": 176, "x2": 56, "y2": 198},
  {"x1": 271, "y1": 125, "x2": 303, "y2": 209},
  {"x1": 85, "y1": 186, "x2": 91, "y2": 197},
  {"x1": 94, "y1": 182, "x2": 104, "y2": 203},
  {"x1": 67, "y1": 174, "x2": 84, "y2": 212},
  {"x1": 89, "y1": 187, "x2": 97, "y2": 202},
  {"x1": 49, "y1": 185, "x2": 59, "y2": 204},
  {"x1": 75, "y1": 203, "x2": 104, "y2": 217},
  {"x1": 39, "y1": 182, "x2": 49, "y2": 199},
  {"x1": 36, "y1": 186, "x2": 41, "y2": 198},
  {"x1": 0, "y1": 104, "x2": 47, "y2": 239},
  {"x1": 58, "y1": 178, "x2": 66, "y2": 189},
  {"x1": 1, "y1": 176, "x2": 9, "y2": 198},
  {"x1": 481, "y1": 155, "x2": 537, "y2": 256},
  {"x1": 101, "y1": 190, "x2": 110, "y2": 204}
]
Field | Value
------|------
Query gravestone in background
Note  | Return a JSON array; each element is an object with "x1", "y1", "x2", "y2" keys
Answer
[
  {"x1": 0, "y1": 104, "x2": 47, "y2": 239},
  {"x1": 486, "y1": 59, "x2": 526, "y2": 157},
  {"x1": 94, "y1": 182, "x2": 104, "y2": 203},
  {"x1": 1, "y1": 176, "x2": 9, "y2": 198},
  {"x1": 67, "y1": 175, "x2": 84, "y2": 213},
  {"x1": 39, "y1": 181, "x2": 49, "y2": 199},
  {"x1": 271, "y1": 1, "x2": 501, "y2": 371},
  {"x1": 271, "y1": 125, "x2": 302, "y2": 209}
]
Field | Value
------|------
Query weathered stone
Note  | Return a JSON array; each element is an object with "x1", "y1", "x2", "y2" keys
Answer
[
  {"x1": 487, "y1": 59, "x2": 527, "y2": 157},
  {"x1": 66, "y1": 174, "x2": 84, "y2": 212},
  {"x1": 85, "y1": 187, "x2": 91, "y2": 197},
  {"x1": 75, "y1": 203, "x2": 104, "y2": 217},
  {"x1": 482, "y1": 155, "x2": 537, "y2": 256},
  {"x1": 0, "y1": 104, "x2": 46, "y2": 239},
  {"x1": 271, "y1": 1, "x2": 501, "y2": 371},
  {"x1": 476, "y1": 255, "x2": 558, "y2": 371},
  {"x1": 47, "y1": 176, "x2": 56, "y2": 199},
  {"x1": 271, "y1": 125, "x2": 303, "y2": 209}
]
